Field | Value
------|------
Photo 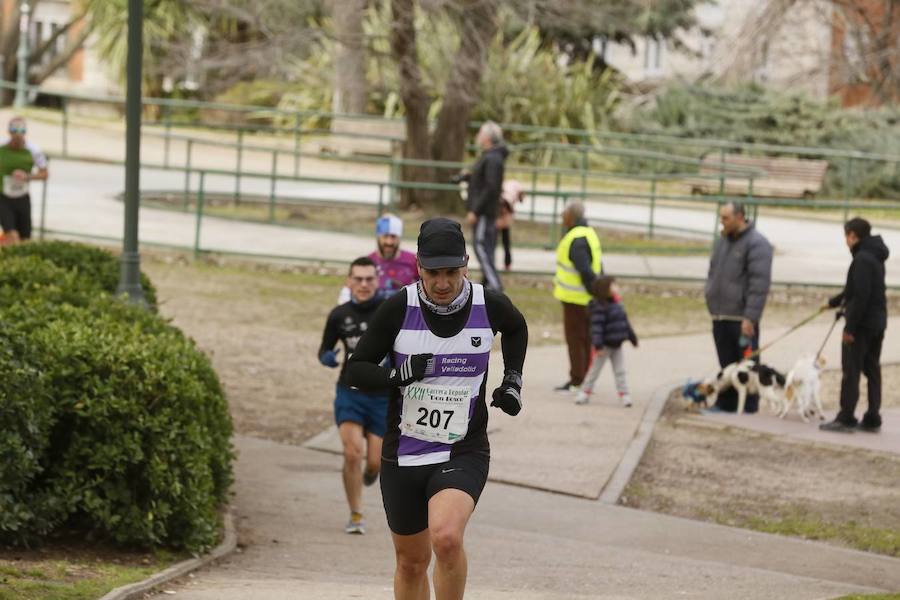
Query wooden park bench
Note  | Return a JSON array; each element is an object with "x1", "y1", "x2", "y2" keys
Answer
[
  {"x1": 328, "y1": 116, "x2": 405, "y2": 157},
  {"x1": 688, "y1": 153, "x2": 830, "y2": 199}
]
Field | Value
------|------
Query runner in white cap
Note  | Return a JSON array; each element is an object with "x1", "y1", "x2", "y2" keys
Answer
[{"x1": 338, "y1": 213, "x2": 420, "y2": 303}]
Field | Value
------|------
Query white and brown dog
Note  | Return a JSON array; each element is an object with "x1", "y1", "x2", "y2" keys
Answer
[{"x1": 780, "y1": 355, "x2": 827, "y2": 422}]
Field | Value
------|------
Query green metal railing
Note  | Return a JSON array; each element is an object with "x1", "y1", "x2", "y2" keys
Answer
[
  {"x1": 5, "y1": 79, "x2": 899, "y2": 260},
  {"x1": 7, "y1": 78, "x2": 898, "y2": 203}
]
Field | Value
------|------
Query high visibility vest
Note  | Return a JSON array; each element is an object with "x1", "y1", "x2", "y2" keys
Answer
[{"x1": 553, "y1": 225, "x2": 602, "y2": 305}]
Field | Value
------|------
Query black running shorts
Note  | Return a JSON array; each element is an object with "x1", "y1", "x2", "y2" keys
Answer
[
  {"x1": 0, "y1": 193, "x2": 31, "y2": 239},
  {"x1": 380, "y1": 452, "x2": 489, "y2": 536}
]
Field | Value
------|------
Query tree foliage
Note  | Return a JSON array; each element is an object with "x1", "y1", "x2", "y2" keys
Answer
[{"x1": 634, "y1": 83, "x2": 900, "y2": 198}]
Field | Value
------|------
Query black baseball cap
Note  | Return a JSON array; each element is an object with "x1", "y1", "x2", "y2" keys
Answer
[{"x1": 416, "y1": 218, "x2": 467, "y2": 269}]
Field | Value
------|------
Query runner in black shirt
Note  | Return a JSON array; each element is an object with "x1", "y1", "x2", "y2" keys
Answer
[
  {"x1": 346, "y1": 218, "x2": 528, "y2": 600},
  {"x1": 318, "y1": 256, "x2": 387, "y2": 535}
]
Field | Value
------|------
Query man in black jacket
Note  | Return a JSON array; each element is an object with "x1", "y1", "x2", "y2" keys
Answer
[
  {"x1": 821, "y1": 218, "x2": 890, "y2": 433},
  {"x1": 464, "y1": 121, "x2": 508, "y2": 292}
]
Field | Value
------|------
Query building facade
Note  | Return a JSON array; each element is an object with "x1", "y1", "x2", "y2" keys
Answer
[{"x1": 603, "y1": 0, "x2": 896, "y2": 107}]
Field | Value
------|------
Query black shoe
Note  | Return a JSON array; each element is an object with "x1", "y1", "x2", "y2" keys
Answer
[
  {"x1": 819, "y1": 419, "x2": 855, "y2": 433},
  {"x1": 554, "y1": 381, "x2": 577, "y2": 393},
  {"x1": 856, "y1": 422, "x2": 881, "y2": 433},
  {"x1": 363, "y1": 469, "x2": 378, "y2": 486}
]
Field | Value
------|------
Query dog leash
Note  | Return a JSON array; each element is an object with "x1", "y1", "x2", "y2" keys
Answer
[
  {"x1": 814, "y1": 310, "x2": 843, "y2": 361},
  {"x1": 746, "y1": 309, "x2": 824, "y2": 359}
]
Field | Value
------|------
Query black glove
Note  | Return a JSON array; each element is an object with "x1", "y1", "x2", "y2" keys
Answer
[
  {"x1": 389, "y1": 353, "x2": 434, "y2": 386},
  {"x1": 629, "y1": 333, "x2": 639, "y2": 348},
  {"x1": 491, "y1": 370, "x2": 523, "y2": 416}
]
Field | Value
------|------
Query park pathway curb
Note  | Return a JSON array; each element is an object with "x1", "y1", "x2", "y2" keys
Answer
[
  {"x1": 598, "y1": 380, "x2": 678, "y2": 504},
  {"x1": 98, "y1": 510, "x2": 237, "y2": 600}
]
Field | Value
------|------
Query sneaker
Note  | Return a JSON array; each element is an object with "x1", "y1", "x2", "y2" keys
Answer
[
  {"x1": 701, "y1": 406, "x2": 725, "y2": 415},
  {"x1": 619, "y1": 394, "x2": 632, "y2": 407},
  {"x1": 856, "y1": 422, "x2": 881, "y2": 433},
  {"x1": 345, "y1": 512, "x2": 365, "y2": 535},
  {"x1": 363, "y1": 469, "x2": 379, "y2": 486},
  {"x1": 554, "y1": 381, "x2": 578, "y2": 393},
  {"x1": 819, "y1": 419, "x2": 855, "y2": 433},
  {"x1": 574, "y1": 391, "x2": 590, "y2": 405}
]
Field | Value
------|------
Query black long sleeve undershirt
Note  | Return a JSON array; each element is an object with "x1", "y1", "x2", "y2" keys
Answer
[{"x1": 346, "y1": 283, "x2": 528, "y2": 392}]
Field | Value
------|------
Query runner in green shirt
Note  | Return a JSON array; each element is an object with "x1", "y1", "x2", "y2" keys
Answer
[{"x1": 0, "y1": 117, "x2": 49, "y2": 243}]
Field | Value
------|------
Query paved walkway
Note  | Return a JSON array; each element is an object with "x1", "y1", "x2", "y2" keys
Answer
[
  {"x1": 691, "y1": 407, "x2": 900, "y2": 455},
  {"x1": 159, "y1": 321, "x2": 899, "y2": 599},
  {"x1": 8, "y1": 106, "x2": 900, "y2": 286},
  {"x1": 34, "y1": 159, "x2": 900, "y2": 287}
]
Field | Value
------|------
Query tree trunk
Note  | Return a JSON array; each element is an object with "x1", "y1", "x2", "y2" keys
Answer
[
  {"x1": 1, "y1": 3, "x2": 22, "y2": 104},
  {"x1": 330, "y1": 0, "x2": 368, "y2": 114},
  {"x1": 390, "y1": 0, "x2": 435, "y2": 209},
  {"x1": 431, "y1": 0, "x2": 499, "y2": 212}
]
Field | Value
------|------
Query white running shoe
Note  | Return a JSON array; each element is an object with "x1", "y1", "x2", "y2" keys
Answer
[
  {"x1": 575, "y1": 390, "x2": 590, "y2": 405},
  {"x1": 345, "y1": 512, "x2": 365, "y2": 535},
  {"x1": 620, "y1": 394, "x2": 632, "y2": 407}
]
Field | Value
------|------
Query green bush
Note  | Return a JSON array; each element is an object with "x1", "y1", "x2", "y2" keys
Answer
[
  {"x1": 0, "y1": 248, "x2": 232, "y2": 552},
  {"x1": 1, "y1": 241, "x2": 158, "y2": 308},
  {"x1": 0, "y1": 322, "x2": 64, "y2": 543},
  {"x1": 0, "y1": 255, "x2": 102, "y2": 308}
]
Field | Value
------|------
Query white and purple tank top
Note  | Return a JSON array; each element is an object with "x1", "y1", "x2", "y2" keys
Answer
[{"x1": 392, "y1": 282, "x2": 493, "y2": 466}]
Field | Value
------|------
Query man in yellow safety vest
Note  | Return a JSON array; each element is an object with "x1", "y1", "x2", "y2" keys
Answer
[{"x1": 552, "y1": 202, "x2": 602, "y2": 392}]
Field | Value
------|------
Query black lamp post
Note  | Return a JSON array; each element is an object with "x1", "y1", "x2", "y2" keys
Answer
[{"x1": 116, "y1": 0, "x2": 145, "y2": 304}]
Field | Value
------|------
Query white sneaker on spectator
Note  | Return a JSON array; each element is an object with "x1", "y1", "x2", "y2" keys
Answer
[
  {"x1": 619, "y1": 393, "x2": 632, "y2": 407},
  {"x1": 575, "y1": 390, "x2": 590, "y2": 405}
]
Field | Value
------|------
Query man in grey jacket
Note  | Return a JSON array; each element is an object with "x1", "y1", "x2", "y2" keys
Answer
[{"x1": 705, "y1": 202, "x2": 773, "y2": 413}]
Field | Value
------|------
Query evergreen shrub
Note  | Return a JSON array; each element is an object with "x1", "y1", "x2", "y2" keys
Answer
[
  {"x1": 0, "y1": 244, "x2": 232, "y2": 552},
  {"x1": 1, "y1": 241, "x2": 158, "y2": 308}
]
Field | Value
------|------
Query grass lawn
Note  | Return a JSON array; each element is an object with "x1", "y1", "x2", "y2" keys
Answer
[
  {"x1": 0, "y1": 550, "x2": 179, "y2": 600},
  {"x1": 835, "y1": 595, "x2": 900, "y2": 600},
  {"x1": 142, "y1": 192, "x2": 711, "y2": 256}
]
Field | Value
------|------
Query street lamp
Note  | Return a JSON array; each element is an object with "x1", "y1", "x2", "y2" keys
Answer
[
  {"x1": 115, "y1": 0, "x2": 145, "y2": 304},
  {"x1": 14, "y1": 0, "x2": 30, "y2": 108}
]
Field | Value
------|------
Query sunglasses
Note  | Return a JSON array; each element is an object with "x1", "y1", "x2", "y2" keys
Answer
[{"x1": 8, "y1": 127, "x2": 26, "y2": 134}]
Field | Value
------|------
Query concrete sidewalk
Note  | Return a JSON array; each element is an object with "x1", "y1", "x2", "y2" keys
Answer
[
  {"x1": 157, "y1": 322, "x2": 899, "y2": 599},
  {"x1": 163, "y1": 436, "x2": 900, "y2": 600},
  {"x1": 308, "y1": 319, "x2": 900, "y2": 500},
  {"x1": 690, "y1": 406, "x2": 900, "y2": 456}
]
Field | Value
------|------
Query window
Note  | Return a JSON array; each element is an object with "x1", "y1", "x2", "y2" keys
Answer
[{"x1": 643, "y1": 37, "x2": 664, "y2": 76}]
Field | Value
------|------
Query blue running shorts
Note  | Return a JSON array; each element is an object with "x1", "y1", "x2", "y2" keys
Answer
[{"x1": 334, "y1": 382, "x2": 389, "y2": 438}]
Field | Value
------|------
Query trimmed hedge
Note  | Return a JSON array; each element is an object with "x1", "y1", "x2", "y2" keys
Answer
[
  {"x1": 1, "y1": 240, "x2": 158, "y2": 307},
  {"x1": 0, "y1": 243, "x2": 232, "y2": 551}
]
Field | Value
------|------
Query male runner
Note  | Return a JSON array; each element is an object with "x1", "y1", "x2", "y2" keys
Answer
[
  {"x1": 338, "y1": 213, "x2": 419, "y2": 303},
  {"x1": 346, "y1": 218, "x2": 528, "y2": 600},
  {"x1": 319, "y1": 256, "x2": 389, "y2": 534},
  {"x1": 0, "y1": 117, "x2": 49, "y2": 244}
]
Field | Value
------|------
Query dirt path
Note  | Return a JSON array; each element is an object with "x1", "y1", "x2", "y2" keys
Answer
[{"x1": 143, "y1": 255, "x2": 339, "y2": 444}]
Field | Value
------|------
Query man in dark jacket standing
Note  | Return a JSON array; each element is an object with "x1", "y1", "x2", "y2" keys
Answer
[
  {"x1": 705, "y1": 202, "x2": 773, "y2": 413},
  {"x1": 821, "y1": 218, "x2": 889, "y2": 433},
  {"x1": 465, "y1": 121, "x2": 508, "y2": 292}
]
